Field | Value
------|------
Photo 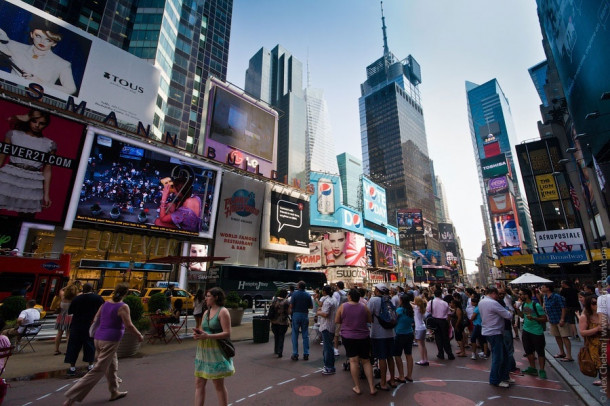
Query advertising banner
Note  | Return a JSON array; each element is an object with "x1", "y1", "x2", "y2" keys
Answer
[
  {"x1": 309, "y1": 172, "x2": 342, "y2": 227},
  {"x1": 438, "y1": 223, "x2": 455, "y2": 243},
  {"x1": 488, "y1": 193, "x2": 513, "y2": 214},
  {"x1": 323, "y1": 231, "x2": 366, "y2": 267},
  {"x1": 484, "y1": 141, "x2": 501, "y2": 158},
  {"x1": 535, "y1": 174, "x2": 559, "y2": 201},
  {"x1": 0, "y1": 0, "x2": 160, "y2": 125},
  {"x1": 397, "y1": 208, "x2": 423, "y2": 238},
  {"x1": 533, "y1": 251, "x2": 588, "y2": 265},
  {"x1": 325, "y1": 267, "x2": 366, "y2": 285},
  {"x1": 413, "y1": 249, "x2": 442, "y2": 266},
  {"x1": 0, "y1": 99, "x2": 85, "y2": 224},
  {"x1": 362, "y1": 177, "x2": 387, "y2": 226},
  {"x1": 481, "y1": 154, "x2": 508, "y2": 179},
  {"x1": 535, "y1": 228, "x2": 585, "y2": 252},
  {"x1": 373, "y1": 241, "x2": 394, "y2": 268},
  {"x1": 260, "y1": 184, "x2": 309, "y2": 254},
  {"x1": 397, "y1": 251, "x2": 413, "y2": 283},
  {"x1": 296, "y1": 242, "x2": 322, "y2": 268},
  {"x1": 212, "y1": 171, "x2": 265, "y2": 266},
  {"x1": 66, "y1": 128, "x2": 221, "y2": 238},
  {"x1": 187, "y1": 243, "x2": 209, "y2": 281},
  {"x1": 493, "y1": 214, "x2": 521, "y2": 250},
  {"x1": 487, "y1": 176, "x2": 509, "y2": 195},
  {"x1": 201, "y1": 78, "x2": 277, "y2": 178}
]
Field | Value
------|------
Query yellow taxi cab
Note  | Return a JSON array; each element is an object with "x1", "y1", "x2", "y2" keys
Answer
[
  {"x1": 97, "y1": 288, "x2": 142, "y2": 301},
  {"x1": 140, "y1": 287, "x2": 194, "y2": 313}
]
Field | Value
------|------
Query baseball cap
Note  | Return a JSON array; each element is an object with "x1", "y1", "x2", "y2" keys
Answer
[{"x1": 374, "y1": 283, "x2": 389, "y2": 293}]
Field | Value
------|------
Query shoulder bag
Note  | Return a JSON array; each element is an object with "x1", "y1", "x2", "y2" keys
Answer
[
  {"x1": 206, "y1": 307, "x2": 235, "y2": 359},
  {"x1": 578, "y1": 336, "x2": 598, "y2": 377},
  {"x1": 425, "y1": 299, "x2": 437, "y2": 330}
]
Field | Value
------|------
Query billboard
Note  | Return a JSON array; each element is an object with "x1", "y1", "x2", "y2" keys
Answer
[
  {"x1": 66, "y1": 128, "x2": 222, "y2": 238},
  {"x1": 535, "y1": 174, "x2": 559, "y2": 202},
  {"x1": 487, "y1": 176, "x2": 509, "y2": 195},
  {"x1": 535, "y1": 228, "x2": 585, "y2": 252},
  {"x1": 373, "y1": 241, "x2": 394, "y2": 268},
  {"x1": 362, "y1": 177, "x2": 388, "y2": 226},
  {"x1": 488, "y1": 192, "x2": 514, "y2": 215},
  {"x1": 493, "y1": 214, "x2": 521, "y2": 251},
  {"x1": 201, "y1": 77, "x2": 278, "y2": 178},
  {"x1": 484, "y1": 141, "x2": 501, "y2": 158},
  {"x1": 309, "y1": 172, "x2": 342, "y2": 227},
  {"x1": 481, "y1": 154, "x2": 508, "y2": 179},
  {"x1": 187, "y1": 243, "x2": 209, "y2": 280},
  {"x1": 322, "y1": 231, "x2": 366, "y2": 267},
  {"x1": 260, "y1": 184, "x2": 309, "y2": 254},
  {"x1": 213, "y1": 171, "x2": 265, "y2": 266},
  {"x1": 0, "y1": 0, "x2": 160, "y2": 125},
  {"x1": 438, "y1": 223, "x2": 455, "y2": 243},
  {"x1": 295, "y1": 242, "x2": 322, "y2": 268},
  {"x1": 0, "y1": 99, "x2": 86, "y2": 224},
  {"x1": 397, "y1": 208, "x2": 423, "y2": 238}
]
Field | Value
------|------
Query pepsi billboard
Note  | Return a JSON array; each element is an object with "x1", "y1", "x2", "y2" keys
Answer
[
  {"x1": 362, "y1": 177, "x2": 388, "y2": 226},
  {"x1": 309, "y1": 172, "x2": 342, "y2": 227}
]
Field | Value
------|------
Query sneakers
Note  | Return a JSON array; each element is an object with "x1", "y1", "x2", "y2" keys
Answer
[
  {"x1": 447, "y1": 354, "x2": 455, "y2": 360},
  {"x1": 507, "y1": 378, "x2": 516, "y2": 384},
  {"x1": 478, "y1": 351, "x2": 486, "y2": 358},
  {"x1": 303, "y1": 354, "x2": 309, "y2": 361},
  {"x1": 415, "y1": 361, "x2": 429, "y2": 366},
  {"x1": 67, "y1": 367, "x2": 77, "y2": 377},
  {"x1": 333, "y1": 348, "x2": 340, "y2": 356},
  {"x1": 471, "y1": 354, "x2": 477, "y2": 360},
  {"x1": 538, "y1": 369, "x2": 547, "y2": 379},
  {"x1": 87, "y1": 364, "x2": 95, "y2": 371},
  {"x1": 497, "y1": 381, "x2": 510, "y2": 388},
  {"x1": 291, "y1": 355, "x2": 299, "y2": 361},
  {"x1": 321, "y1": 367, "x2": 336, "y2": 375},
  {"x1": 522, "y1": 367, "x2": 538, "y2": 376}
]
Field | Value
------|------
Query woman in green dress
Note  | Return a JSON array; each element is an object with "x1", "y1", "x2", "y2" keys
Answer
[{"x1": 193, "y1": 287, "x2": 234, "y2": 406}]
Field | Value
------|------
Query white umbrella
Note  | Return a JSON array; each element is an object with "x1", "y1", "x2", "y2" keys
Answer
[{"x1": 509, "y1": 273, "x2": 553, "y2": 284}]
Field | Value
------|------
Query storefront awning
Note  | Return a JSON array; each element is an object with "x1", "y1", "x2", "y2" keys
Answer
[{"x1": 145, "y1": 256, "x2": 229, "y2": 265}]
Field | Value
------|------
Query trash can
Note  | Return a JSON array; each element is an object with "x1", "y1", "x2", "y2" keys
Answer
[{"x1": 252, "y1": 316, "x2": 270, "y2": 343}]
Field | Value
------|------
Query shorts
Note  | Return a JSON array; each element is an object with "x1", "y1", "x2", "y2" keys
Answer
[
  {"x1": 522, "y1": 330, "x2": 546, "y2": 357},
  {"x1": 564, "y1": 307, "x2": 578, "y2": 324},
  {"x1": 371, "y1": 337, "x2": 395, "y2": 360},
  {"x1": 342, "y1": 336, "x2": 371, "y2": 360},
  {"x1": 393, "y1": 333, "x2": 414, "y2": 356},
  {"x1": 470, "y1": 324, "x2": 483, "y2": 344},
  {"x1": 414, "y1": 329, "x2": 427, "y2": 341},
  {"x1": 454, "y1": 325, "x2": 463, "y2": 342},
  {"x1": 549, "y1": 323, "x2": 571, "y2": 338}
]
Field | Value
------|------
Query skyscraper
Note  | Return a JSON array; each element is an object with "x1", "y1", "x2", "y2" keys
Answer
[
  {"x1": 466, "y1": 79, "x2": 535, "y2": 255},
  {"x1": 245, "y1": 45, "x2": 307, "y2": 187},
  {"x1": 336, "y1": 152, "x2": 361, "y2": 208},
  {"x1": 304, "y1": 87, "x2": 339, "y2": 176},
  {"x1": 359, "y1": 6, "x2": 438, "y2": 251},
  {"x1": 25, "y1": 0, "x2": 233, "y2": 151}
]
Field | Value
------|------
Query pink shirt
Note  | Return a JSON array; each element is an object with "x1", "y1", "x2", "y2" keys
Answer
[{"x1": 426, "y1": 297, "x2": 449, "y2": 319}]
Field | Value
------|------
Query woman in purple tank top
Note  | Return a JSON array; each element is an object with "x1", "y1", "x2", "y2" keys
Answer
[
  {"x1": 335, "y1": 288, "x2": 376, "y2": 395},
  {"x1": 64, "y1": 283, "x2": 143, "y2": 406}
]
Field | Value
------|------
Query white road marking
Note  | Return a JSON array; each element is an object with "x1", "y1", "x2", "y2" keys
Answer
[
  {"x1": 277, "y1": 378, "x2": 295, "y2": 385},
  {"x1": 488, "y1": 396, "x2": 500, "y2": 399},
  {"x1": 248, "y1": 394, "x2": 256, "y2": 398},
  {"x1": 21, "y1": 403, "x2": 33, "y2": 406},
  {"x1": 36, "y1": 393, "x2": 51, "y2": 400},
  {"x1": 301, "y1": 374, "x2": 310, "y2": 377},
  {"x1": 56, "y1": 384, "x2": 70, "y2": 391},
  {"x1": 235, "y1": 398, "x2": 245, "y2": 403},
  {"x1": 509, "y1": 396, "x2": 551, "y2": 404}
]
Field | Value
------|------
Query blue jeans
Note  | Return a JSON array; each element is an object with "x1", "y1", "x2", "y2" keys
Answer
[
  {"x1": 486, "y1": 334, "x2": 510, "y2": 385},
  {"x1": 291, "y1": 312, "x2": 309, "y2": 356},
  {"x1": 322, "y1": 329, "x2": 335, "y2": 369},
  {"x1": 503, "y1": 329, "x2": 516, "y2": 372}
]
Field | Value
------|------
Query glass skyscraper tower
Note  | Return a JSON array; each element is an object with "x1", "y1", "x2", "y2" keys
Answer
[
  {"x1": 359, "y1": 8, "x2": 438, "y2": 251},
  {"x1": 304, "y1": 87, "x2": 339, "y2": 177},
  {"x1": 25, "y1": 0, "x2": 233, "y2": 151}
]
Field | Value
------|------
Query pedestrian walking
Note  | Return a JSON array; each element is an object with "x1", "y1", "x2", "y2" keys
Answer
[
  {"x1": 269, "y1": 289, "x2": 290, "y2": 358},
  {"x1": 514, "y1": 288, "x2": 547, "y2": 379},
  {"x1": 578, "y1": 294, "x2": 602, "y2": 385},
  {"x1": 289, "y1": 281, "x2": 313, "y2": 361},
  {"x1": 317, "y1": 285, "x2": 337, "y2": 375},
  {"x1": 64, "y1": 283, "x2": 143, "y2": 405},
  {"x1": 193, "y1": 287, "x2": 235, "y2": 406},
  {"x1": 193, "y1": 289, "x2": 205, "y2": 330},
  {"x1": 368, "y1": 283, "x2": 396, "y2": 391}
]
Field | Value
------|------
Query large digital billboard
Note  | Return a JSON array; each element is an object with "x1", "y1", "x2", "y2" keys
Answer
[
  {"x1": 0, "y1": 0, "x2": 160, "y2": 125},
  {"x1": 493, "y1": 213, "x2": 521, "y2": 252},
  {"x1": 438, "y1": 223, "x2": 455, "y2": 243},
  {"x1": 0, "y1": 99, "x2": 86, "y2": 224},
  {"x1": 362, "y1": 177, "x2": 387, "y2": 226},
  {"x1": 373, "y1": 241, "x2": 394, "y2": 268},
  {"x1": 65, "y1": 128, "x2": 222, "y2": 238},
  {"x1": 201, "y1": 77, "x2": 278, "y2": 178},
  {"x1": 322, "y1": 231, "x2": 366, "y2": 267},
  {"x1": 260, "y1": 184, "x2": 309, "y2": 255},
  {"x1": 397, "y1": 208, "x2": 423, "y2": 238},
  {"x1": 488, "y1": 192, "x2": 514, "y2": 215}
]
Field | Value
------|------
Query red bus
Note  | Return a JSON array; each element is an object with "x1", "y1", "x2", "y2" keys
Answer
[{"x1": 0, "y1": 253, "x2": 70, "y2": 310}]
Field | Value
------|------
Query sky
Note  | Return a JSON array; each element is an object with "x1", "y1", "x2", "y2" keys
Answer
[{"x1": 225, "y1": 0, "x2": 547, "y2": 274}]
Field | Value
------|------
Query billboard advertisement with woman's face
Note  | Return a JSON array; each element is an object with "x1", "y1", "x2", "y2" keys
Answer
[
  {"x1": 0, "y1": 99, "x2": 86, "y2": 224},
  {"x1": 323, "y1": 231, "x2": 366, "y2": 267},
  {"x1": 0, "y1": 0, "x2": 160, "y2": 125},
  {"x1": 64, "y1": 128, "x2": 222, "y2": 238}
]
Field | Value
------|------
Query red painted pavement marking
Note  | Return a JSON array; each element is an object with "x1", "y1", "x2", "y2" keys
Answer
[
  {"x1": 512, "y1": 375, "x2": 562, "y2": 390},
  {"x1": 419, "y1": 377, "x2": 447, "y2": 387},
  {"x1": 463, "y1": 363, "x2": 489, "y2": 371},
  {"x1": 413, "y1": 391, "x2": 476, "y2": 406},
  {"x1": 293, "y1": 386, "x2": 322, "y2": 397}
]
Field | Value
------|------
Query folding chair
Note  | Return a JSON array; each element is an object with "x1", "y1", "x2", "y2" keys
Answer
[
  {"x1": 166, "y1": 314, "x2": 187, "y2": 344},
  {"x1": 146, "y1": 314, "x2": 168, "y2": 344},
  {"x1": 17, "y1": 322, "x2": 43, "y2": 353},
  {"x1": 0, "y1": 345, "x2": 14, "y2": 377}
]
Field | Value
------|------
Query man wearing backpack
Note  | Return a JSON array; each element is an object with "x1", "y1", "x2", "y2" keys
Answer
[
  {"x1": 426, "y1": 289, "x2": 455, "y2": 360},
  {"x1": 368, "y1": 283, "x2": 396, "y2": 391},
  {"x1": 332, "y1": 281, "x2": 347, "y2": 356},
  {"x1": 513, "y1": 288, "x2": 547, "y2": 379}
]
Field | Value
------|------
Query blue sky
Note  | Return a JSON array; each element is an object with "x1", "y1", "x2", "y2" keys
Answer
[{"x1": 226, "y1": 0, "x2": 546, "y2": 274}]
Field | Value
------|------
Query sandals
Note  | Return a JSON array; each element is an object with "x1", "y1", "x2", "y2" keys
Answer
[
  {"x1": 553, "y1": 353, "x2": 567, "y2": 358},
  {"x1": 394, "y1": 378, "x2": 407, "y2": 383},
  {"x1": 387, "y1": 381, "x2": 397, "y2": 388},
  {"x1": 54, "y1": 351, "x2": 62, "y2": 355},
  {"x1": 374, "y1": 383, "x2": 390, "y2": 391}
]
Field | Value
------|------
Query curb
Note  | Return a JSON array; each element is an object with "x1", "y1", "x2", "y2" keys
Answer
[{"x1": 545, "y1": 349, "x2": 604, "y2": 406}]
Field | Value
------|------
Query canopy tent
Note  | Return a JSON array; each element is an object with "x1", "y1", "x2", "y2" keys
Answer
[{"x1": 508, "y1": 273, "x2": 553, "y2": 285}]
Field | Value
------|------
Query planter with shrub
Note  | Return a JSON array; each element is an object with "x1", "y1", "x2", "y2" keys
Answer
[
  {"x1": 225, "y1": 291, "x2": 247, "y2": 327},
  {"x1": 117, "y1": 295, "x2": 149, "y2": 358}
]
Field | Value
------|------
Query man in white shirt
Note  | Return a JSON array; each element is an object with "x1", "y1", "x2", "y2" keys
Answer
[
  {"x1": 479, "y1": 288, "x2": 513, "y2": 388},
  {"x1": 426, "y1": 289, "x2": 454, "y2": 360},
  {"x1": 317, "y1": 286, "x2": 337, "y2": 375},
  {"x1": 1, "y1": 299, "x2": 40, "y2": 347}
]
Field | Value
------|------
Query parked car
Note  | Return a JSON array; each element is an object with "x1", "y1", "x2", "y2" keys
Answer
[
  {"x1": 97, "y1": 288, "x2": 141, "y2": 302},
  {"x1": 140, "y1": 287, "x2": 194, "y2": 313}
]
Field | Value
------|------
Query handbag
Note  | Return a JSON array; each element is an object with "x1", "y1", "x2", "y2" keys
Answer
[
  {"x1": 206, "y1": 307, "x2": 235, "y2": 359},
  {"x1": 578, "y1": 340, "x2": 598, "y2": 377},
  {"x1": 424, "y1": 298, "x2": 437, "y2": 330}
]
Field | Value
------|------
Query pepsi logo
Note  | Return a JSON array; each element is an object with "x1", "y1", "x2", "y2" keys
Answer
[
  {"x1": 368, "y1": 201, "x2": 374, "y2": 210},
  {"x1": 368, "y1": 186, "x2": 377, "y2": 199},
  {"x1": 343, "y1": 211, "x2": 362, "y2": 228},
  {"x1": 319, "y1": 182, "x2": 332, "y2": 196}
]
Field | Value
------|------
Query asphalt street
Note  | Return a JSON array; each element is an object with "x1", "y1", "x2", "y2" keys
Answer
[{"x1": 4, "y1": 332, "x2": 586, "y2": 406}]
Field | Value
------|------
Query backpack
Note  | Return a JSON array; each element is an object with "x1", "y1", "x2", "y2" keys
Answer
[
  {"x1": 376, "y1": 295, "x2": 398, "y2": 329},
  {"x1": 267, "y1": 299, "x2": 278, "y2": 320},
  {"x1": 338, "y1": 290, "x2": 348, "y2": 306},
  {"x1": 531, "y1": 302, "x2": 547, "y2": 331}
]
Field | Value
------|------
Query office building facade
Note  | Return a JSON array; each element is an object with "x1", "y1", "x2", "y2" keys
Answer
[
  {"x1": 304, "y1": 87, "x2": 339, "y2": 177},
  {"x1": 336, "y1": 152, "x2": 361, "y2": 208}
]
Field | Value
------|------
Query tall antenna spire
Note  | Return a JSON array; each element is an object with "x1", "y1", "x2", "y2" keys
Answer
[{"x1": 381, "y1": 1, "x2": 389, "y2": 55}]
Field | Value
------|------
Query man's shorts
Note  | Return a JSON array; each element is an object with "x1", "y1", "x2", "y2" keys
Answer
[
  {"x1": 564, "y1": 307, "x2": 578, "y2": 324},
  {"x1": 549, "y1": 322, "x2": 571, "y2": 338},
  {"x1": 371, "y1": 337, "x2": 394, "y2": 360},
  {"x1": 522, "y1": 330, "x2": 546, "y2": 357}
]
